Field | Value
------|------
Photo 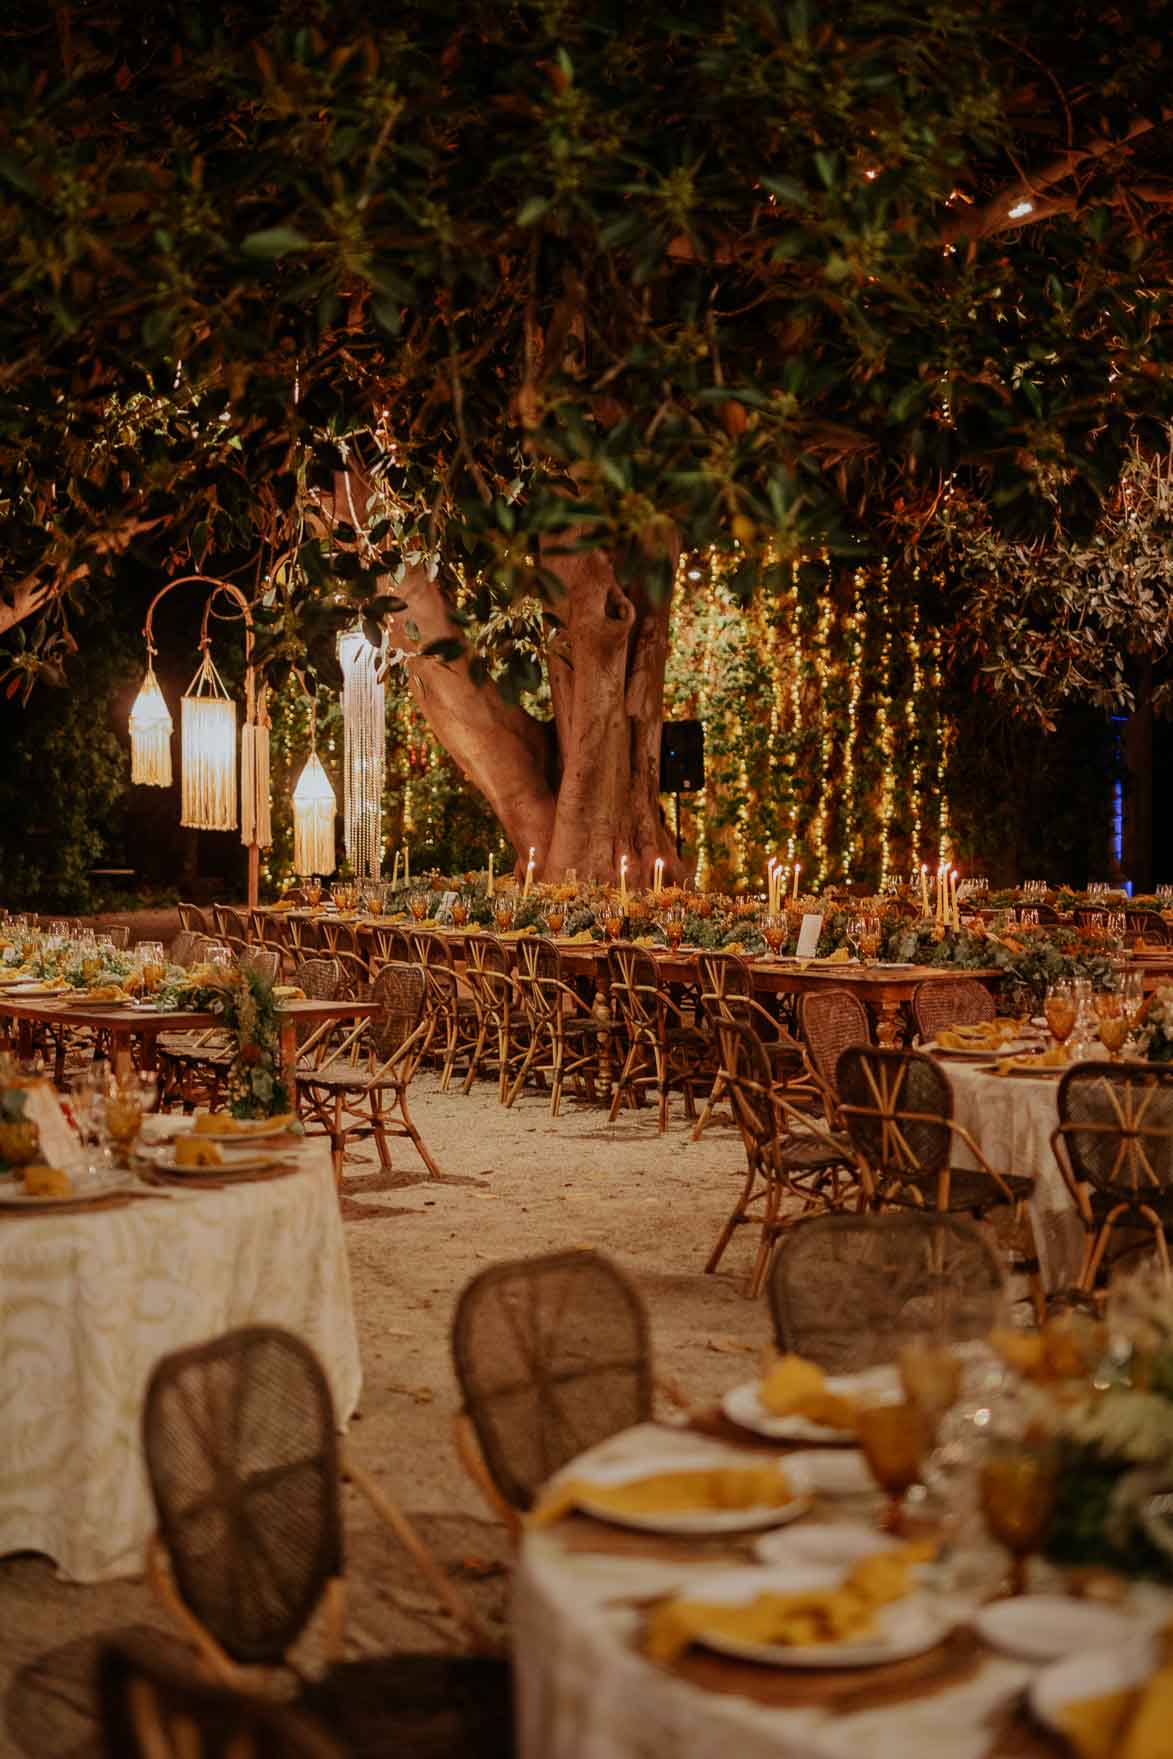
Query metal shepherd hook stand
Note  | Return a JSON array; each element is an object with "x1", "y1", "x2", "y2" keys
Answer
[{"x1": 139, "y1": 575, "x2": 270, "y2": 909}]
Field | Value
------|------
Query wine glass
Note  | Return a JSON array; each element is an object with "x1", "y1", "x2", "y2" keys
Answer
[
  {"x1": 663, "y1": 907, "x2": 685, "y2": 951},
  {"x1": 1045, "y1": 979, "x2": 1077, "y2": 1051},
  {"x1": 978, "y1": 1439, "x2": 1058, "y2": 1597},
  {"x1": 1093, "y1": 990, "x2": 1129, "y2": 1060},
  {"x1": 545, "y1": 906, "x2": 566, "y2": 936},
  {"x1": 898, "y1": 1337, "x2": 964, "y2": 1439},
  {"x1": 1121, "y1": 968, "x2": 1146, "y2": 1028},
  {"x1": 450, "y1": 898, "x2": 469, "y2": 929},
  {"x1": 493, "y1": 897, "x2": 515, "y2": 933},
  {"x1": 857, "y1": 1399, "x2": 930, "y2": 1534},
  {"x1": 408, "y1": 890, "x2": 428, "y2": 923},
  {"x1": 858, "y1": 914, "x2": 882, "y2": 963},
  {"x1": 304, "y1": 878, "x2": 323, "y2": 908},
  {"x1": 762, "y1": 913, "x2": 785, "y2": 956},
  {"x1": 604, "y1": 909, "x2": 625, "y2": 942}
]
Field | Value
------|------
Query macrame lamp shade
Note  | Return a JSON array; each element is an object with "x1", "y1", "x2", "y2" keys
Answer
[
  {"x1": 128, "y1": 665, "x2": 173, "y2": 786},
  {"x1": 241, "y1": 717, "x2": 272, "y2": 850},
  {"x1": 339, "y1": 626, "x2": 385, "y2": 879},
  {"x1": 292, "y1": 751, "x2": 337, "y2": 876},
  {"x1": 180, "y1": 650, "x2": 238, "y2": 831}
]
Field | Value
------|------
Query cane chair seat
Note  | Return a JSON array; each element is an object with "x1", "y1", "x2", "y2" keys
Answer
[
  {"x1": 452, "y1": 1249, "x2": 652, "y2": 1515},
  {"x1": 706, "y1": 1020, "x2": 858, "y2": 1297},
  {"x1": 1052, "y1": 1061, "x2": 1173, "y2": 1289},
  {"x1": 767, "y1": 1213, "x2": 1005, "y2": 1373},
  {"x1": 798, "y1": 988, "x2": 872, "y2": 1125},
  {"x1": 293, "y1": 957, "x2": 342, "y2": 1001},
  {"x1": 141, "y1": 1327, "x2": 512, "y2": 1759},
  {"x1": 910, "y1": 977, "x2": 996, "y2": 1046},
  {"x1": 239, "y1": 947, "x2": 281, "y2": 985}
]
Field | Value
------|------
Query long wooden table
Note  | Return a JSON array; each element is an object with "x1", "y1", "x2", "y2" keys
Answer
[{"x1": 0, "y1": 995, "x2": 375, "y2": 1091}]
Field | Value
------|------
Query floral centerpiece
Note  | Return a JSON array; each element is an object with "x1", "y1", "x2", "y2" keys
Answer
[
  {"x1": 995, "y1": 1274, "x2": 1173, "y2": 1581},
  {"x1": 1137, "y1": 987, "x2": 1173, "y2": 1064},
  {"x1": 154, "y1": 965, "x2": 289, "y2": 1118}
]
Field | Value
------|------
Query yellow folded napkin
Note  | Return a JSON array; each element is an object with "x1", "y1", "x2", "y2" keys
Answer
[
  {"x1": 529, "y1": 1464, "x2": 796, "y2": 1529},
  {"x1": 644, "y1": 1542, "x2": 935, "y2": 1662},
  {"x1": 993, "y1": 1045, "x2": 1069, "y2": 1076},
  {"x1": 565, "y1": 929, "x2": 596, "y2": 944},
  {"x1": 758, "y1": 1354, "x2": 858, "y2": 1432},
  {"x1": 1061, "y1": 1646, "x2": 1173, "y2": 1759},
  {"x1": 193, "y1": 1111, "x2": 295, "y2": 1136},
  {"x1": 273, "y1": 985, "x2": 306, "y2": 1000},
  {"x1": 634, "y1": 935, "x2": 662, "y2": 948},
  {"x1": 936, "y1": 1021, "x2": 1014, "y2": 1050}
]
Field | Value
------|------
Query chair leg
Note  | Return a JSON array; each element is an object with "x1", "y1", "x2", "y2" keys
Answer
[
  {"x1": 461, "y1": 1021, "x2": 489, "y2": 1096},
  {"x1": 748, "y1": 1181, "x2": 783, "y2": 1299},
  {"x1": 398, "y1": 1086, "x2": 443, "y2": 1180},
  {"x1": 330, "y1": 1094, "x2": 346, "y2": 1188},
  {"x1": 705, "y1": 1165, "x2": 758, "y2": 1275},
  {"x1": 369, "y1": 1090, "x2": 392, "y2": 1171},
  {"x1": 550, "y1": 1030, "x2": 565, "y2": 1119},
  {"x1": 608, "y1": 1041, "x2": 641, "y2": 1123}
]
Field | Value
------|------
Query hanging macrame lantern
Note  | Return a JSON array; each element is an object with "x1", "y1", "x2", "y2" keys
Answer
[
  {"x1": 180, "y1": 648, "x2": 238, "y2": 830},
  {"x1": 338, "y1": 626, "x2": 385, "y2": 879},
  {"x1": 293, "y1": 751, "x2": 337, "y2": 876},
  {"x1": 240, "y1": 694, "x2": 273, "y2": 851},
  {"x1": 128, "y1": 663, "x2": 173, "y2": 786}
]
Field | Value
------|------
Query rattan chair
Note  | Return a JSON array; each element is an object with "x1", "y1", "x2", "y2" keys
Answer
[
  {"x1": 461, "y1": 934, "x2": 517, "y2": 1100},
  {"x1": 1128, "y1": 911, "x2": 1170, "y2": 946},
  {"x1": 835, "y1": 1045, "x2": 1038, "y2": 1243},
  {"x1": 451, "y1": 1250, "x2": 652, "y2": 1539},
  {"x1": 141, "y1": 1327, "x2": 510, "y2": 1757},
  {"x1": 297, "y1": 963, "x2": 440, "y2": 1183},
  {"x1": 169, "y1": 930, "x2": 200, "y2": 968},
  {"x1": 1051, "y1": 1062, "x2": 1173, "y2": 1290},
  {"x1": 767, "y1": 1212, "x2": 1006, "y2": 1372},
  {"x1": 178, "y1": 902, "x2": 212, "y2": 935},
  {"x1": 293, "y1": 957, "x2": 342, "y2": 1001},
  {"x1": 98, "y1": 1634, "x2": 345, "y2": 1758},
  {"x1": 103, "y1": 924, "x2": 132, "y2": 950},
  {"x1": 691, "y1": 951, "x2": 810, "y2": 1140},
  {"x1": 504, "y1": 937, "x2": 603, "y2": 1116},
  {"x1": 707, "y1": 1020, "x2": 859, "y2": 1297},
  {"x1": 798, "y1": 988, "x2": 872, "y2": 1124},
  {"x1": 367, "y1": 924, "x2": 414, "y2": 975},
  {"x1": 239, "y1": 946, "x2": 281, "y2": 985},
  {"x1": 910, "y1": 977, "x2": 996, "y2": 1046},
  {"x1": 316, "y1": 919, "x2": 359, "y2": 959},
  {"x1": 606, "y1": 942, "x2": 710, "y2": 1133}
]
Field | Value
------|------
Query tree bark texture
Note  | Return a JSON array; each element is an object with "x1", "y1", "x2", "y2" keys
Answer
[{"x1": 340, "y1": 474, "x2": 681, "y2": 882}]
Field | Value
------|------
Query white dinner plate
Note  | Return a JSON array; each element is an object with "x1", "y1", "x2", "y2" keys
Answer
[
  {"x1": 1030, "y1": 1641, "x2": 1158, "y2": 1742},
  {"x1": 974, "y1": 1595, "x2": 1152, "y2": 1663},
  {"x1": 673, "y1": 1564, "x2": 950, "y2": 1668},
  {"x1": 755, "y1": 1523, "x2": 898, "y2": 1570},
  {"x1": 0, "y1": 1167, "x2": 134, "y2": 1205},
  {"x1": 1, "y1": 981, "x2": 68, "y2": 995},
  {"x1": 567, "y1": 1452, "x2": 814, "y2": 1536},
  {"x1": 722, "y1": 1368, "x2": 897, "y2": 1444},
  {"x1": 184, "y1": 1119, "x2": 297, "y2": 1143},
  {"x1": 873, "y1": 962, "x2": 917, "y2": 970}
]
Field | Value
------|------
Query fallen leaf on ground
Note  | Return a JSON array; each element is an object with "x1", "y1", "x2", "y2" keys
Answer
[{"x1": 705, "y1": 1336, "x2": 755, "y2": 1356}]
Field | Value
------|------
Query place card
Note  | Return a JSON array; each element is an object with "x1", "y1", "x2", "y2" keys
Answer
[{"x1": 795, "y1": 913, "x2": 824, "y2": 959}]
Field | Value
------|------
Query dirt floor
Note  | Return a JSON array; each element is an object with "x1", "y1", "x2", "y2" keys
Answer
[{"x1": 0, "y1": 1063, "x2": 776, "y2": 1756}]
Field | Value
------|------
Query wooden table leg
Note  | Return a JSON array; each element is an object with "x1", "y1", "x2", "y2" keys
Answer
[
  {"x1": 875, "y1": 999, "x2": 905, "y2": 1047},
  {"x1": 279, "y1": 1019, "x2": 298, "y2": 1101}
]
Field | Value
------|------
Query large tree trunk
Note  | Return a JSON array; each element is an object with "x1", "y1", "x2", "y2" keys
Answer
[{"x1": 336, "y1": 472, "x2": 681, "y2": 883}]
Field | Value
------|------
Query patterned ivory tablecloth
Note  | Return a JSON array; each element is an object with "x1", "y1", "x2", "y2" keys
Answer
[{"x1": 0, "y1": 1128, "x2": 361, "y2": 1582}]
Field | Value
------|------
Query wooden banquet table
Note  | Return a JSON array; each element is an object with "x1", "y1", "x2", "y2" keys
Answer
[
  {"x1": 0, "y1": 1118, "x2": 361, "y2": 1582},
  {"x1": 513, "y1": 1422, "x2": 1071, "y2": 1759},
  {"x1": 0, "y1": 994, "x2": 376, "y2": 1089}
]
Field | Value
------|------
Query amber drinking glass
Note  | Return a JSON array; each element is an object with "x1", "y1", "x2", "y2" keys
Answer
[
  {"x1": 546, "y1": 908, "x2": 566, "y2": 936},
  {"x1": 493, "y1": 900, "x2": 515, "y2": 933},
  {"x1": 604, "y1": 912, "x2": 625, "y2": 942},
  {"x1": 857, "y1": 1401, "x2": 929, "y2": 1534},
  {"x1": 762, "y1": 914, "x2": 785, "y2": 956},
  {"x1": 898, "y1": 1340, "x2": 963, "y2": 1435},
  {"x1": 1044, "y1": 980, "x2": 1077, "y2": 1050},
  {"x1": 304, "y1": 879, "x2": 323, "y2": 909},
  {"x1": 450, "y1": 899, "x2": 469, "y2": 928},
  {"x1": 663, "y1": 908, "x2": 685, "y2": 951},
  {"x1": 408, "y1": 891, "x2": 428, "y2": 922},
  {"x1": 979, "y1": 1441, "x2": 1058, "y2": 1596}
]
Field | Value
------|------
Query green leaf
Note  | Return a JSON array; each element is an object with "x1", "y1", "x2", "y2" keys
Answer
[
  {"x1": 759, "y1": 175, "x2": 807, "y2": 208},
  {"x1": 241, "y1": 226, "x2": 311, "y2": 259},
  {"x1": 517, "y1": 196, "x2": 550, "y2": 227}
]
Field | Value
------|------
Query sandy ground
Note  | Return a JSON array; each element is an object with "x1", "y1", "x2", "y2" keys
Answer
[{"x1": 0, "y1": 1066, "x2": 776, "y2": 1756}]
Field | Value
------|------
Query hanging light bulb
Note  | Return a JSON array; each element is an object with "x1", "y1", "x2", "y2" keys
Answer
[
  {"x1": 292, "y1": 750, "x2": 337, "y2": 876},
  {"x1": 128, "y1": 662, "x2": 173, "y2": 786},
  {"x1": 180, "y1": 648, "x2": 237, "y2": 830},
  {"x1": 339, "y1": 626, "x2": 385, "y2": 879}
]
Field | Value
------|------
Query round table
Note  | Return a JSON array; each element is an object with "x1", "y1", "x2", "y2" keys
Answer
[
  {"x1": 512, "y1": 1423, "x2": 1052, "y2": 1759},
  {"x1": 0, "y1": 1125, "x2": 361, "y2": 1581},
  {"x1": 942, "y1": 1060, "x2": 1084, "y2": 1291}
]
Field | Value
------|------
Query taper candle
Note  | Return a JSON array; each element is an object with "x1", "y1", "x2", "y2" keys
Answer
[
  {"x1": 524, "y1": 846, "x2": 535, "y2": 897},
  {"x1": 654, "y1": 857, "x2": 665, "y2": 896},
  {"x1": 792, "y1": 862, "x2": 801, "y2": 902},
  {"x1": 620, "y1": 854, "x2": 628, "y2": 904}
]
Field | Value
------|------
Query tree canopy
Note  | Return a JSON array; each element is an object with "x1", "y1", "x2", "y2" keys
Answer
[{"x1": 2, "y1": 0, "x2": 1171, "y2": 709}]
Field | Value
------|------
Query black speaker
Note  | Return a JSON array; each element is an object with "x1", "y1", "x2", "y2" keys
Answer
[{"x1": 659, "y1": 720, "x2": 705, "y2": 793}]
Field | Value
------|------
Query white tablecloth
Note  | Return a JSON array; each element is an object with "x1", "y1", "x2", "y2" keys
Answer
[
  {"x1": 0, "y1": 1128, "x2": 361, "y2": 1582},
  {"x1": 513, "y1": 1425, "x2": 1034, "y2": 1759},
  {"x1": 944, "y1": 1061, "x2": 1084, "y2": 1290}
]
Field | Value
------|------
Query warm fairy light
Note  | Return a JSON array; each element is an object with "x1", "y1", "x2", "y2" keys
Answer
[
  {"x1": 787, "y1": 560, "x2": 803, "y2": 863},
  {"x1": 875, "y1": 557, "x2": 895, "y2": 887},
  {"x1": 839, "y1": 573, "x2": 865, "y2": 884},
  {"x1": 1008, "y1": 199, "x2": 1034, "y2": 220},
  {"x1": 905, "y1": 591, "x2": 924, "y2": 865}
]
